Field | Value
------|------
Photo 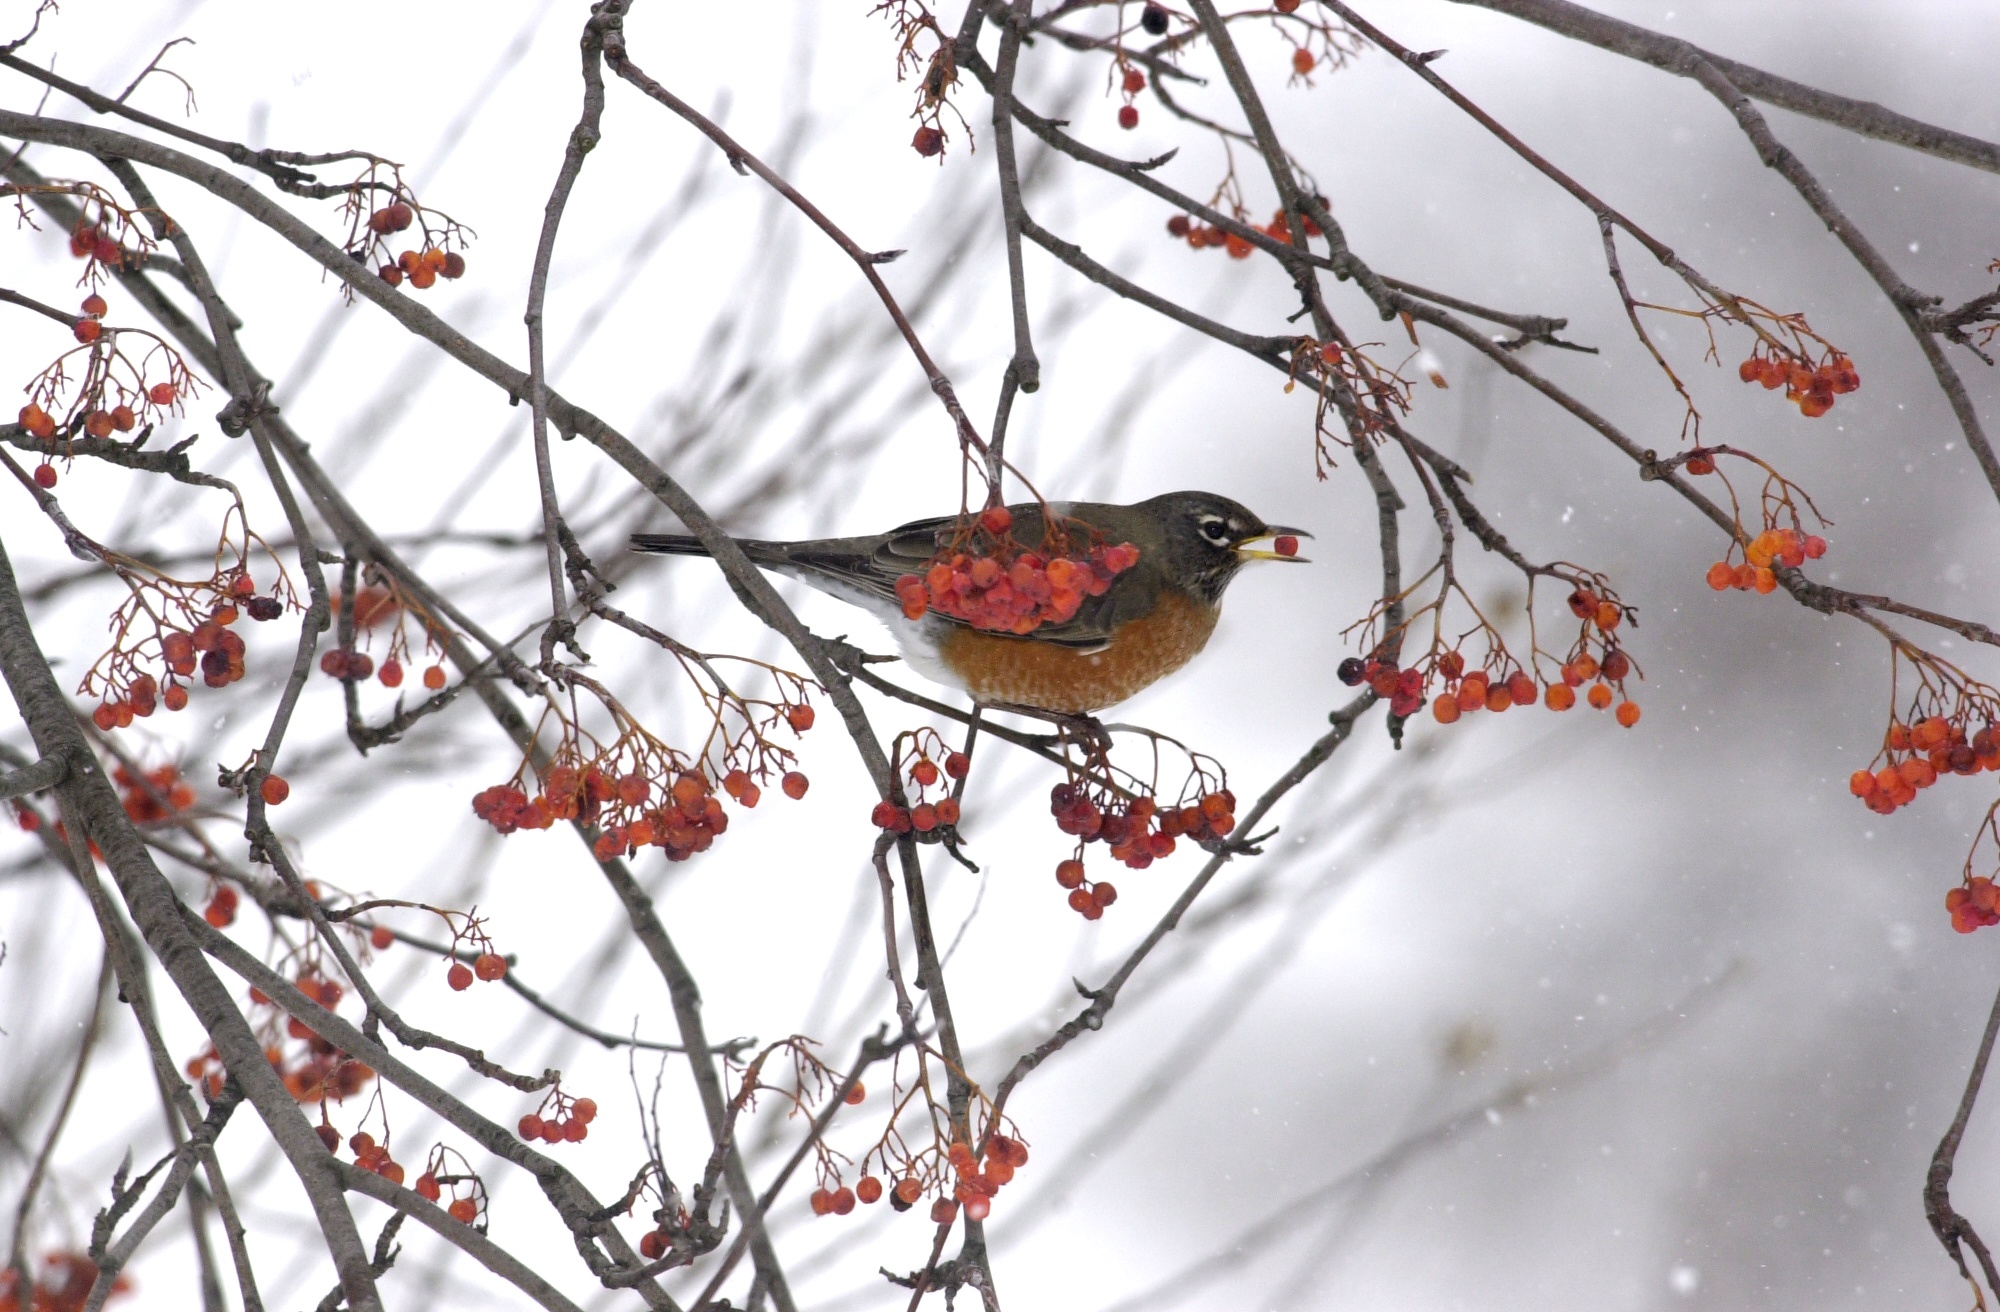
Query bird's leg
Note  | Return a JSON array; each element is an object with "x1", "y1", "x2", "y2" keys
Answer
[{"x1": 981, "y1": 702, "x2": 1114, "y2": 758}]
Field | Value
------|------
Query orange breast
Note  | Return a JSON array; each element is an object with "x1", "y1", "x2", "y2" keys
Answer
[{"x1": 936, "y1": 590, "x2": 1221, "y2": 713}]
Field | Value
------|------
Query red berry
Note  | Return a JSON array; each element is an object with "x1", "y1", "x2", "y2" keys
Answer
[
  {"x1": 782, "y1": 771, "x2": 809, "y2": 799},
  {"x1": 448, "y1": 1198, "x2": 477, "y2": 1224},
  {"x1": 447, "y1": 962, "x2": 474, "y2": 991},
  {"x1": 944, "y1": 751, "x2": 970, "y2": 778},
  {"x1": 912, "y1": 126, "x2": 946, "y2": 157},
  {"x1": 787, "y1": 703, "x2": 815, "y2": 732},
  {"x1": 148, "y1": 382, "x2": 177, "y2": 406},
  {"x1": 572, "y1": 1097, "x2": 597, "y2": 1123},
  {"x1": 260, "y1": 775, "x2": 290, "y2": 805},
  {"x1": 423, "y1": 664, "x2": 447, "y2": 690},
  {"x1": 378, "y1": 659, "x2": 403, "y2": 688},
  {"x1": 80, "y1": 293, "x2": 107, "y2": 317},
  {"x1": 370, "y1": 924, "x2": 394, "y2": 950},
  {"x1": 1122, "y1": 68, "x2": 1146, "y2": 94},
  {"x1": 73, "y1": 319, "x2": 101, "y2": 344},
  {"x1": 473, "y1": 952, "x2": 507, "y2": 982},
  {"x1": 980, "y1": 505, "x2": 1014, "y2": 535},
  {"x1": 415, "y1": 1173, "x2": 441, "y2": 1202},
  {"x1": 32, "y1": 463, "x2": 55, "y2": 489},
  {"x1": 845, "y1": 1081, "x2": 867, "y2": 1105},
  {"x1": 1273, "y1": 535, "x2": 1298, "y2": 557},
  {"x1": 1292, "y1": 47, "x2": 1315, "y2": 75},
  {"x1": 857, "y1": 1175, "x2": 883, "y2": 1203},
  {"x1": 1117, "y1": 105, "x2": 1139, "y2": 130},
  {"x1": 1056, "y1": 859, "x2": 1085, "y2": 889}
]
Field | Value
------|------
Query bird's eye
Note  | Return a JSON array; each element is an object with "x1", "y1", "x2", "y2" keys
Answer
[{"x1": 1200, "y1": 518, "x2": 1231, "y2": 543}]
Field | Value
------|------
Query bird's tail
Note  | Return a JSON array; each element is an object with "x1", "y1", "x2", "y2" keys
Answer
[{"x1": 629, "y1": 533, "x2": 712, "y2": 558}]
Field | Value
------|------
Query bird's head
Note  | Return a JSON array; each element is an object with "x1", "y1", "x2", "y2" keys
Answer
[{"x1": 1139, "y1": 490, "x2": 1311, "y2": 605}]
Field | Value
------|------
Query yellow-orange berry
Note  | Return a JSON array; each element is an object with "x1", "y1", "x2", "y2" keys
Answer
[
  {"x1": 1586, "y1": 685, "x2": 1613, "y2": 710},
  {"x1": 1615, "y1": 700, "x2": 1641, "y2": 727},
  {"x1": 1705, "y1": 562, "x2": 1734, "y2": 591},
  {"x1": 1431, "y1": 693, "x2": 1460, "y2": 724},
  {"x1": 1545, "y1": 684, "x2": 1575, "y2": 711}
]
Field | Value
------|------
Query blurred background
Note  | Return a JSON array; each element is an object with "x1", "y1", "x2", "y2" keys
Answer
[{"x1": 3, "y1": 1, "x2": 2000, "y2": 1308}]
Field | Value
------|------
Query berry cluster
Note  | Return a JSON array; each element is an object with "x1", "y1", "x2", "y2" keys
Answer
[
  {"x1": 869, "y1": 731, "x2": 968, "y2": 834},
  {"x1": 320, "y1": 581, "x2": 451, "y2": 692},
  {"x1": 473, "y1": 669, "x2": 813, "y2": 862},
  {"x1": 16, "y1": 287, "x2": 196, "y2": 484},
  {"x1": 894, "y1": 506, "x2": 1139, "y2": 635},
  {"x1": 1849, "y1": 715, "x2": 1999, "y2": 816},
  {"x1": 341, "y1": 1129, "x2": 411, "y2": 1187},
  {"x1": 1345, "y1": 583, "x2": 1642, "y2": 728},
  {"x1": 89, "y1": 567, "x2": 290, "y2": 730},
  {"x1": 1115, "y1": 61, "x2": 1145, "y2": 130},
  {"x1": 334, "y1": 166, "x2": 472, "y2": 296},
  {"x1": 517, "y1": 1092, "x2": 598, "y2": 1146},
  {"x1": 1048, "y1": 783, "x2": 1236, "y2": 918},
  {"x1": 413, "y1": 1150, "x2": 487, "y2": 1226},
  {"x1": 1738, "y1": 349, "x2": 1859, "y2": 418},
  {"x1": 113, "y1": 762, "x2": 196, "y2": 824},
  {"x1": 1947, "y1": 878, "x2": 2000, "y2": 935},
  {"x1": 0, "y1": 1252, "x2": 131, "y2": 1312},
  {"x1": 281, "y1": 974, "x2": 377, "y2": 1102},
  {"x1": 1165, "y1": 203, "x2": 1322, "y2": 261},
  {"x1": 1705, "y1": 526, "x2": 1828, "y2": 594}
]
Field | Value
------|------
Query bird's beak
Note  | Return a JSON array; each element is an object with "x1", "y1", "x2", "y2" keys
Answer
[{"x1": 1235, "y1": 525, "x2": 1312, "y2": 563}]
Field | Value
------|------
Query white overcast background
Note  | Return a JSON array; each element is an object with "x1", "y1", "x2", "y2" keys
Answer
[{"x1": 4, "y1": 2, "x2": 2000, "y2": 1310}]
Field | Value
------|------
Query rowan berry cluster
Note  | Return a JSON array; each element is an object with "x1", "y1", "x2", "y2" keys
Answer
[
  {"x1": 86, "y1": 550, "x2": 294, "y2": 730},
  {"x1": 1048, "y1": 781, "x2": 1236, "y2": 917},
  {"x1": 438, "y1": 914, "x2": 509, "y2": 993},
  {"x1": 15, "y1": 289, "x2": 197, "y2": 484},
  {"x1": 185, "y1": 973, "x2": 376, "y2": 1104},
  {"x1": 517, "y1": 1091, "x2": 598, "y2": 1146},
  {"x1": 319, "y1": 581, "x2": 451, "y2": 692},
  {"x1": 1947, "y1": 878, "x2": 2000, "y2": 935},
  {"x1": 1705, "y1": 526, "x2": 1828, "y2": 594},
  {"x1": 894, "y1": 506, "x2": 1139, "y2": 634},
  {"x1": 1738, "y1": 348, "x2": 1859, "y2": 418},
  {"x1": 334, "y1": 165, "x2": 472, "y2": 296},
  {"x1": 869, "y1": 728, "x2": 968, "y2": 835},
  {"x1": 332, "y1": 1128, "x2": 414, "y2": 1187},
  {"x1": 874, "y1": 0, "x2": 965, "y2": 158},
  {"x1": 474, "y1": 681, "x2": 813, "y2": 864},
  {"x1": 1849, "y1": 714, "x2": 1999, "y2": 816},
  {"x1": 1165, "y1": 204, "x2": 1323, "y2": 260},
  {"x1": 1347, "y1": 580, "x2": 1643, "y2": 728},
  {"x1": 413, "y1": 1147, "x2": 489, "y2": 1226},
  {"x1": 60, "y1": 185, "x2": 155, "y2": 281},
  {"x1": 0, "y1": 1252, "x2": 131, "y2": 1312},
  {"x1": 112, "y1": 762, "x2": 196, "y2": 825}
]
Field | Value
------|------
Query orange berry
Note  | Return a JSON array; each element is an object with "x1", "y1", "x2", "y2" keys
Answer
[
  {"x1": 1506, "y1": 671, "x2": 1536, "y2": 706},
  {"x1": 1485, "y1": 684, "x2": 1512, "y2": 713},
  {"x1": 782, "y1": 771, "x2": 809, "y2": 799},
  {"x1": 1848, "y1": 769, "x2": 1876, "y2": 797},
  {"x1": 32, "y1": 463, "x2": 55, "y2": 489},
  {"x1": 1291, "y1": 47, "x2": 1315, "y2": 74},
  {"x1": 857, "y1": 1175, "x2": 883, "y2": 1203},
  {"x1": 260, "y1": 775, "x2": 290, "y2": 805},
  {"x1": 787, "y1": 703, "x2": 815, "y2": 732},
  {"x1": 1431, "y1": 693, "x2": 1460, "y2": 724},
  {"x1": 1586, "y1": 685, "x2": 1613, "y2": 710},
  {"x1": 149, "y1": 382, "x2": 177, "y2": 406},
  {"x1": 1545, "y1": 683, "x2": 1575, "y2": 711},
  {"x1": 1913, "y1": 716, "x2": 1951, "y2": 751},
  {"x1": 1593, "y1": 601, "x2": 1621, "y2": 630},
  {"x1": 1615, "y1": 700, "x2": 1641, "y2": 728},
  {"x1": 473, "y1": 952, "x2": 507, "y2": 981},
  {"x1": 448, "y1": 1198, "x2": 477, "y2": 1224},
  {"x1": 1056, "y1": 859, "x2": 1086, "y2": 888},
  {"x1": 447, "y1": 962, "x2": 474, "y2": 991},
  {"x1": 1886, "y1": 722, "x2": 1911, "y2": 751},
  {"x1": 1705, "y1": 561, "x2": 1734, "y2": 591},
  {"x1": 845, "y1": 1081, "x2": 867, "y2": 1105},
  {"x1": 422, "y1": 664, "x2": 446, "y2": 690},
  {"x1": 73, "y1": 318, "x2": 101, "y2": 344},
  {"x1": 1752, "y1": 567, "x2": 1777, "y2": 594}
]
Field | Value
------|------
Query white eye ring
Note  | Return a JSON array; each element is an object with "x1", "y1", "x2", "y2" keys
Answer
[{"x1": 1200, "y1": 518, "x2": 1230, "y2": 542}]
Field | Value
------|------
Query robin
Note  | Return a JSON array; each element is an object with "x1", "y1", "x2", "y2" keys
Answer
[{"x1": 630, "y1": 491, "x2": 1308, "y2": 715}]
